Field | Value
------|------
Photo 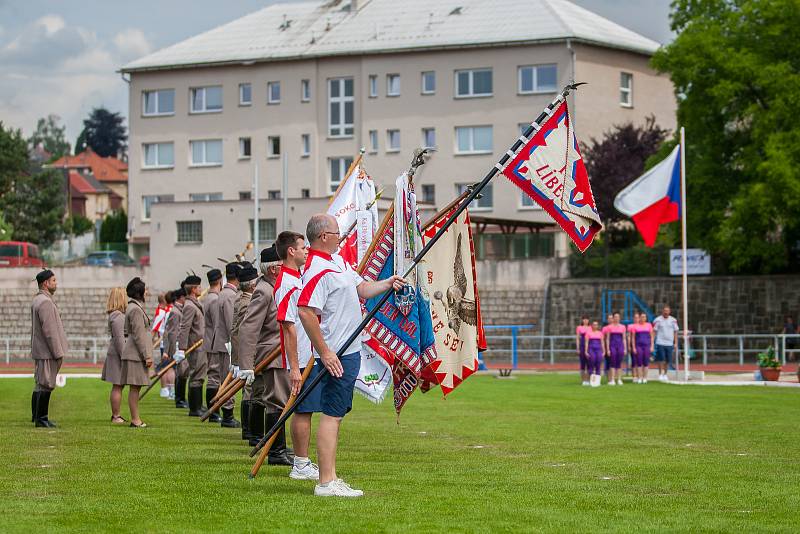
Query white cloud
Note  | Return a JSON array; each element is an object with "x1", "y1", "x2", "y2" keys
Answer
[
  {"x1": 114, "y1": 28, "x2": 152, "y2": 62},
  {"x1": 36, "y1": 14, "x2": 65, "y2": 35}
]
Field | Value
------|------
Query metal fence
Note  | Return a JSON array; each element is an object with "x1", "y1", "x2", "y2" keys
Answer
[{"x1": 2, "y1": 336, "x2": 110, "y2": 365}]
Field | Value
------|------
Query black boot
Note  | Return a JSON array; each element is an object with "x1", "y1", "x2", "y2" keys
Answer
[
  {"x1": 175, "y1": 378, "x2": 188, "y2": 409},
  {"x1": 187, "y1": 386, "x2": 204, "y2": 416},
  {"x1": 266, "y1": 412, "x2": 294, "y2": 466},
  {"x1": 31, "y1": 391, "x2": 38, "y2": 423},
  {"x1": 248, "y1": 403, "x2": 265, "y2": 447},
  {"x1": 205, "y1": 388, "x2": 221, "y2": 423},
  {"x1": 241, "y1": 401, "x2": 251, "y2": 440},
  {"x1": 221, "y1": 407, "x2": 241, "y2": 428},
  {"x1": 35, "y1": 390, "x2": 56, "y2": 428}
]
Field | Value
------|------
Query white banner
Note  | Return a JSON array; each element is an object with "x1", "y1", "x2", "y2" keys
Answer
[{"x1": 670, "y1": 248, "x2": 710, "y2": 275}]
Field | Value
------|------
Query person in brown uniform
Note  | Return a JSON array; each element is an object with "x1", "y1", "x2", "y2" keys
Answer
[
  {"x1": 210, "y1": 262, "x2": 241, "y2": 428},
  {"x1": 101, "y1": 287, "x2": 127, "y2": 424},
  {"x1": 202, "y1": 269, "x2": 223, "y2": 422},
  {"x1": 239, "y1": 246, "x2": 293, "y2": 464},
  {"x1": 231, "y1": 264, "x2": 258, "y2": 440},
  {"x1": 165, "y1": 287, "x2": 187, "y2": 408},
  {"x1": 120, "y1": 277, "x2": 153, "y2": 428},
  {"x1": 30, "y1": 269, "x2": 68, "y2": 428},
  {"x1": 177, "y1": 275, "x2": 206, "y2": 416}
]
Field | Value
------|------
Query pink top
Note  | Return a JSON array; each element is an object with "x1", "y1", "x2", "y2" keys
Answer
[
  {"x1": 576, "y1": 325, "x2": 592, "y2": 336},
  {"x1": 586, "y1": 330, "x2": 604, "y2": 340},
  {"x1": 601, "y1": 325, "x2": 611, "y2": 335},
  {"x1": 627, "y1": 322, "x2": 637, "y2": 332},
  {"x1": 633, "y1": 322, "x2": 653, "y2": 333},
  {"x1": 606, "y1": 324, "x2": 626, "y2": 335}
]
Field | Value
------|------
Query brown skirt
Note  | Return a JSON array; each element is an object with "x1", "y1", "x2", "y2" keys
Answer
[
  {"x1": 34, "y1": 358, "x2": 63, "y2": 391},
  {"x1": 120, "y1": 360, "x2": 150, "y2": 386},
  {"x1": 101, "y1": 352, "x2": 123, "y2": 385}
]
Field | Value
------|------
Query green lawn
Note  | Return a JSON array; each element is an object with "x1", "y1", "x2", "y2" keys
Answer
[{"x1": 0, "y1": 374, "x2": 798, "y2": 533}]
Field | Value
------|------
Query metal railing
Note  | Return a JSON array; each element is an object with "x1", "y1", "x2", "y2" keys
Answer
[{"x1": 2, "y1": 336, "x2": 110, "y2": 365}]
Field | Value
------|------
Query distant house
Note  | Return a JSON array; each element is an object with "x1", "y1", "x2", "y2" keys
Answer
[
  {"x1": 29, "y1": 143, "x2": 53, "y2": 165},
  {"x1": 64, "y1": 169, "x2": 122, "y2": 222},
  {"x1": 48, "y1": 149, "x2": 129, "y2": 215}
]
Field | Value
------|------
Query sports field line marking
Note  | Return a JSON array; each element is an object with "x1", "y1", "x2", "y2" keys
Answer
[
  {"x1": 666, "y1": 380, "x2": 800, "y2": 388},
  {"x1": 0, "y1": 373, "x2": 101, "y2": 379}
]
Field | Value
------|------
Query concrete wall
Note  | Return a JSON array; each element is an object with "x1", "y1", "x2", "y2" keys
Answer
[
  {"x1": 0, "y1": 266, "x2": 151, "y2": 289},
  {"x1": 475, "y1": 258, "x2": 568, "y2": 290}
]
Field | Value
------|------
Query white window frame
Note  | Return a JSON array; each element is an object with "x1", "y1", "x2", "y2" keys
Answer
[
  {"x1": 386, "y1": 74, "x2": 401, "y2": 97},
  {"x1": 368, "y1": 75, "x2": 378, "y2": 98},
  {"x1": 190, "y1": 86, "x2": 223, "y2": 114},
  {"x1": 421, "y1": 71, "x2": 436, "y2": 95},
  {"x1": 267, "y1": 136, "x2": 281, "y2": 158},
  {"x1": 329, "y1": 157, "x2": 353, "y2": 193},
  {"x1": 386, "y1": 129, "x2": 401, "y2": 153},
  {"x1": 620, "y1": 72, "x2": 633, "y2": 108},
  {"x1": 250, "y1": 218, "x2": 277, "y2": 243},
  {"x1": 142, "y1": 89, "x2": 175, "y2": 117},
  {"x1": 141, "y1": 194, "x2": 174, "y2": 221},
  {"x1": 328, "y1": 77, "x2": 354, "y2": 138},
  {"x1": 239, "y1": 137, "x2": 251, "y2": 159},
  {"x1": 519, "y1": 191, "x2": 542, "y2": 210},
  {"x1": 267, "y1": 81, "x2": 281, "y2": 104},
  {"x1": 189, "y1": 139, "x2": 223, "y2": 167},
  {"x1": 176, "y1": 221, "x2": 203, "y2": 244},
  {"x1": 517, "y1": 64, "x2": 558, "y2": 95},
  {"x1": 421, "y1": 184, "x2": 435, "y2": 204},
  {"x1": 368, "y1": 130, "x2": 378, "y2": 154},
  {"x1": 301, "y1": 134, "x2": 311, "y2": 157},
  {"x1": 189, "y1": 192, "x2": 223, "y2": 202},
  {"x1": 455, "y1": 68, "x2": 493, "y2": 98},
  {"x1": 142, "y1": 142, "x2": 174, "y2": 169},
  {"x1": 422, "y1": 127, "x2": 436, "y2": 149},
  {"x1": 301, "y1": 79, "x2": 311, "y2": 102},
  {"x1": 455, "y1": 126, "x2": 493, "y2": 155},
  {"x1": 239, "y1": 83, "x2": 252, "y2": 106},
  {"x1": 457, "y1": 183, "x2": 493, "y2": 211}
]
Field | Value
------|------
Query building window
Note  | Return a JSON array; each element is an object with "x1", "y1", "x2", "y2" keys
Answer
[
  {"x1": 387, "y1": 74, "x2": 400, "y2": 96},
  {"x1": 422, "y1": 127, "x2": 436, "y2": 148},
  {"x1": 421, "y1": 184, "x2": 435, "y2": 204},
  {"x1": 421, "y1": 71, "x2": 436, "y2": 94},
  {"x1": 329, "y1": 78, "x2": 354, "y2": 137},
  {"x1": 368, "y1": 75, "x2": 377, "y2": 98},
  {"x1": 301, "y1": 189, "x2": 310, "y2": 198},
  {"x1": 239, "y1": 83, "x2": 252, "y2": 106},
  {"x1": 475, "y1": 232, "x2": 555, "y2": 260},
  {"x1": 301, "y1": 79, "x2": 311, "y2": 102},
  {"x1": 267, "y1": 81, "x2": 281, "y2": 104},
  {"x1": 267, "y1": 190, "x2": 281, "y2": 200},
  {"x1": 189, "y1": 192, "x2": 223, "y2": 202},
  {"x1": 455, "y1": 126, "x2": 492, "y2": 154},
  {"x1": 249, "y1": 218, "x2": 277, "y2": 242},
  {"x1": 457, "y1": 183, "x2": 493, "y2": 210},
  {"x1": 190, "y1": 86, "x2": 222, "y2": 113},
  {"x1": 177, "y1": 221, "x2": 203, "y2": 244},
  {"x1": 268, "y1": 136, "x2": 281, "y2": 158},
  {"x1": 518, "y1": 64, "x2": 558, "y2": 94},
  {"x1": 142, "y1": 142, "x2": 174, "y2": 169},
  {"x1": 455, "y1": 69, "x2": 492, "y2": 98},
  {"x1": 142, "y1": 89, "x2": 175, "y2": 116},
  {"x1": 620, "y1": 72, "x2": 633, "y2": 107},
  {"x1": 239, "y1": 191, "x2": 252, "y2": 200},
  {"x1": 142, "y1": 194, "x2": 174, "y2": 221},
  {"x1": 239, "y1": 137, "x2": 251, "y2": 159},
  {"x1": 386, "y1": 129, "x2": 400, "y2": 152},
  {"x1": 329, "y1": 157, "x2": 353, "y2": 193},
  {"x1": 520, "y1": 192, "x2": 541, "y2": 209},
  {"x1": 368, "y1": 130, "x2": 378, "y2": 153},
  {"x1": 301, "y1": 134, "x2": 311, "y2": 157},
  {"x1": 190, "y1": 139, "x2": 223, "y2": 166}
]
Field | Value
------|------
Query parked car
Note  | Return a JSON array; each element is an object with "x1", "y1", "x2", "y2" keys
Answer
[
  {"x1": 85, "y1": 251, "x2": 137, "y2": 268},
  {"x1": 139, "y1": 255, "x2": 150, "y2": 267},
  {"x1": 0, "y1": 241, "x2": 45, "y2": 268}
]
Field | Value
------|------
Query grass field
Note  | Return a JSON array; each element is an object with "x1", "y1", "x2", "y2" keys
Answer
[{"x1": 1, "y1": 374, "x2": 798, "y2": 533}]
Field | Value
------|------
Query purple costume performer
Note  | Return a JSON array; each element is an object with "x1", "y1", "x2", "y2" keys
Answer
[
  {"x1": 635, "y1": 323, "x2": 653, "y2": 368},
  {"x1": 576, "y1": 325, "x2": 591, "y2": 372},
  {"x1": 586, "y1": 331, "x2": 604, "y2": 375},
  {"x1": 607, "y1": 324, "x2": 626, "y2": 369}
]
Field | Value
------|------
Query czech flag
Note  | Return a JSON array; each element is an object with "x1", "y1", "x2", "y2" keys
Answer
[{"x1": 613, "y1": 145, "x2": 681, "y2": 247}]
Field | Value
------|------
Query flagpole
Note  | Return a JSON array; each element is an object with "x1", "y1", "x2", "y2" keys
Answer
[
  {"x1": 680, "y1": 126, "x2": 689, "y2": 381},
  {"x1": 248, "y1": 84, "x2": 585, "y2": 464}
]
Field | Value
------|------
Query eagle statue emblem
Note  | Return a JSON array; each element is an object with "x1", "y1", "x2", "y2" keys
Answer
[{"x1": 434, "y1": 234, "x2": 478, "y2": 334}]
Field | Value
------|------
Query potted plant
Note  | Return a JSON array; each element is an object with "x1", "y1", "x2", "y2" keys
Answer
[{"x1": 757, "y1": 346, "x2": 782, "y2": 381}]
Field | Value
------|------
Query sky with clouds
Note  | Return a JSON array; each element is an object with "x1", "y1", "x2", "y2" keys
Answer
[{"x1": 0, "y1": 0, "x2": 673, "y2": 146}]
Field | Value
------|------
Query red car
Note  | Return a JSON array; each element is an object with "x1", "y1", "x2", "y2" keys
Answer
[{"x1": 0, "y1": 241, "x2": 45, "y2": 268}]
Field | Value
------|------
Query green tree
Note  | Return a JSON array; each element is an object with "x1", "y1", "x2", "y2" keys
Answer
[
  {"x1": 0, "y1": 212, "x2": 13, "y2": 241},
  {"x1": 63, "y1": 214, "x2": 94, "y2": 237},
  {"x1": 0, "y1": 122, "x2": 28, "y2": 198},
  {"x1": 81, "y1": 107, "x2": 127, "y2": 158},
  {"x1": 74, "y1": 128, "x2": 88, "y2": 155},
  {"x1": 27, "y1": 114, "x2": 71, "y2": 159},
  {"x1": 652, "y1": 0, "x2": 800, "y2": 273},
  {"x1": 99, "y1": 209, "x2": 127, "y2": 244}
]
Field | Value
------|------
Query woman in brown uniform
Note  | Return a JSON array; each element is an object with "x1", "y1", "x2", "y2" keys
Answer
[
  {"x1": 120, "y1": 277, "x2": 153, "y2": 428},
  {"x1": 102, "y1": 287, "x2": 127, "y2": 423}
]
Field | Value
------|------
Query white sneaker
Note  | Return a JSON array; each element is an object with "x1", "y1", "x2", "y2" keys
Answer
[
  {"x1": 617, "y1": 379, "x2": 623, "y2": 386},
  {"x1": 659, "y1": 374, "x2": 668, "y2": 382},
  {"x1": 633, "y1": 378, "x2": 640, "y2": 384},
  {"x1": 608, "y1": 380, "x2": 616, "y2": 386},
  {"x1": 315, "y1": 479, "x2": 363, "y2": 497},
  {"x1": 290, "y1": 459, "x2": 320, "y2": 480},
  {"x1": 643, "y1": 378, "x2": 648, "y2": 384},
  {"x1": 581, "y1": 381, "x2": 589, "y2": 386},
  {"x1": 159, "y1": 387, "x2": 170, "y2": 398},
  {"x1": 590, "y1": 375, "x2": 600, "y2": 388}
]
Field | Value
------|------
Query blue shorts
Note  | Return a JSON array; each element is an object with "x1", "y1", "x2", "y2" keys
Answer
[
  {"x1": 320, "y1": 352, "x2": 361, "y2": 418},
  {"x1": 655, "y1": 344, "x2": 673, "y2": 363},
  {"x1": 295, "y1": 360, "x2": 323, "y2": 414}
]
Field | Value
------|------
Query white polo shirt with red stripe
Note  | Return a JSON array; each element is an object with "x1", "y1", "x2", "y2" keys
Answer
[
  {"x1": 275, "y1": 264, "x2": 314, "y2": 369},
  {"x1": 298, "y1": 248, "x2": 364, "y2": 356}
]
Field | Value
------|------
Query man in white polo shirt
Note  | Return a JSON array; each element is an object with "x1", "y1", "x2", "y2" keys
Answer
[
  {"x1": 298, "y1": 213, "x2": 403, "y2": 498},
  {"x1": 652, "y1": 305, "x2": 679, "y2": 382}
]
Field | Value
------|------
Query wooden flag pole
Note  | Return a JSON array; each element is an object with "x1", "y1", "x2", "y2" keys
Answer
[
  {"x1": 212, "y1": 370, "x2": 234, "y2": 403},
  {"x1": 327, "y1": 148, "x2": 365, "y2": 208},
  {"x1": 141, "y1": 339, "x2": 203, "y2": 399}
]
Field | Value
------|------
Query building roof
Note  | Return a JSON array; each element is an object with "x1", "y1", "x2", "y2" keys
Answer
[
  {"x1": 122, "y1": 0, "x2": 661, "y2": 73},
  {"x1": 68, "y1": 170, "x2": 115, "y2": 196},
  {"x1": 50, "y1": 149, "x2": 128, "y2": 183}
]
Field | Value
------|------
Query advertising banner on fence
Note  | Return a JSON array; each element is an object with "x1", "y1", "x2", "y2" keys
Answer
[{"x1": 670, "y1": 248, "x2": 710, "y2": 275}]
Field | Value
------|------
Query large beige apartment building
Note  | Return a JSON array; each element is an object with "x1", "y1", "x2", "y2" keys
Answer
[{"x1": 121, "y1": 0, "x2": 675, "y2": 289}]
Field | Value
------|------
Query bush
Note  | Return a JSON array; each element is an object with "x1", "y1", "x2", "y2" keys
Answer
[
  {"x1": 99, "y1": 209, "x2": 127, "y2": 244},
  {"x1": 63, "y1": 214, "x2": 94, "y2": 237}
]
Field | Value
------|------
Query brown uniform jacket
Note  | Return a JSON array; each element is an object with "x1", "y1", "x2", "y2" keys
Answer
[
  {"x1": 178, "y1": 296, "x2": 204, "y2": 352},
  {"x1": 238, "y1": 276, "x2": 280, "y2": 371},
  {"x1": 30, "y1": 290, "x2": 68, "y2": 360},
  {"x1": 212, "y1": 284, "x2": 238, "y2": 353},
  {"x1": 106, "y1": 310, "x2": 125, "y2": 360},
  {"x1": 164, "y1": 302, "x2": 182, "y2": 357},
  {"x1": 121, "y1": 299, "x2": 151, "y2": 362},
  {"x1": 230, "y1": 290, "x2": 252, "y2": 367},
  {"x1": 203, "y1": 290, "x2": 220, "y2": 352}
]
